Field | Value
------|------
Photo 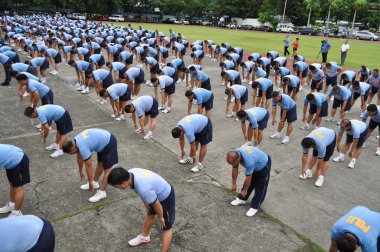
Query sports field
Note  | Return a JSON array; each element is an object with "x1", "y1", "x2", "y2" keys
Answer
[{"x1": 111, "y1": 22, "x2": 380, "y2": 69}]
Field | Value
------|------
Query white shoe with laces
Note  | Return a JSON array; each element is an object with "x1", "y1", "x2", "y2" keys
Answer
[
  {"x1": 299, "y1": 169, "x2": 313, "y2": 180},
  {"x1": 128, "y1": 234, "x2": 151, "y2": 247},
  {"x1": 8, "y1": 210, "x2": 23, "y2": 218},
  {"x1": 243, "y1": 141, "x2": 252, "y2": 146},
  {"x1": 77, "y1": 85, "x2": 85, "y2": 91},
  {"x1": 315, "y1": 176, "x2": 324, "y2": 187},
  {"x1": 300, "y1": 124, "x2": 310, "y2": 130},
  {"x1": 46, "y1": 143, "x2": 59, "y2": 151},
  {"x1": 158, "y1": 105, "x2": 165, "y2": 110},
  {"x1": 80, "y1": 181, "x2": 100, "y2": 190},
  {"x1": 89, "y1": 190, "x2": 107, "y2": 203},
  {"x1": 111, "y1": 114, "x2": 117, "y2": 118},
  {"x1": 50, "y1": 149, "x2": 63, "y2": 158},
  {"x1": 230, "y1": 197, "x2": 246, "y2": 206},
  {"x1": 376, "y1": 148, "x2": 380, "y2": 156},
  {"x1": 135, "y1": 127, "x2": 142, "y2": 133},
  {"x1": 143, "y1": 131, "x2": 153, "y2": 140},
  {"x1": 281, "y1": 136, "x2": 289, "y2": 144},
  {"x1": 333, "y1": 154, "x2": 345, "y2": 162},
  {"x1": 191, "y1": 162, "x2": 203, "y2": 172},
  {"x1": 116, "y1": 115, "x2": 125, "y2": 121},
  {"x1": 163, "y1": 108, "x2": 171, "y2": 113},
  {"x1": 0, "y1": 204, "x2": 14, "y2": 213},
  {"x1": 336, "y1": 119, "x2": 342, "y2": 125},
  {"x1": 246, "y1": 208, "x2": 258, "y2": 217},
  {"x1": 270, "y1": 132, "x2": 281, "y2": 139},
  {"x1": 179, "y1": 156, "x2": 192, "y2": 164},
  {"x1": 81, "y1": 87, "x2": 89, "y2": 94},
  {"x1": 348, "y1": 159, "x2": 356, "y2": 169},
  {"x1": 99, "y1": 99, "x2": 107, "y2": 105}
]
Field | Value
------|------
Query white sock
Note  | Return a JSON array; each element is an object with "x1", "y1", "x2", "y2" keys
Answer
[
  {"x1": 319, "y1": 175, "x2": 324, "y2": 179},
  {"x1": 8, "y1": 201, "x2": 15, "y2": 208},
  {"x1": 339, "y1": 153, "x2": 345, "y2": 157},
  {"x1": 352, "y1": 158, "x2": 356, "y2": 162}
]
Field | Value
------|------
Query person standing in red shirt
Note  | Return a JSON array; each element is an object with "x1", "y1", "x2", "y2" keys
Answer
[{"x1": 290, "y1": 38, "x2": 300, "y2": 58}]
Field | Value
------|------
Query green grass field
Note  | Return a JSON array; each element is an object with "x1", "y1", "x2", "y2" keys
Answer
[{"x1": 111, "y1": 22, "x2": 380, "y2": 69}]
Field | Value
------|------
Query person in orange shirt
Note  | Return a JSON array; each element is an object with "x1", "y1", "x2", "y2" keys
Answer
[{"x1": 290, "y1": 38, "x2": 300, "y2": 58}]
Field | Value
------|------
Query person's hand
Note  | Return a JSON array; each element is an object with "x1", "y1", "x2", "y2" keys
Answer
[
  {"x1": 231, "y1": 184, "x2": 237, "y2": 192},
  {"x1": 241, "y1": 190, "x2": 247, "y2": 198},
  {"x1": 181, "y1": 151, "x2": 186, "y2": 159},
  {"x1": 311, "y1": 118, "x2": 317, "y2": 125},
  {"x1": 272, "y1": 119, "x2": 277, "y2": 126},
  {"x1": 159, "y1": 217, "x2": 166, "y2": 229}
]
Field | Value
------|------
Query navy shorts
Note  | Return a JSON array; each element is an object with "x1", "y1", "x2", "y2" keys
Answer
[
  {"x1": 27, "y1": 66, "x2": 34, "y2": 74},
  {"x1": 148, "y1": 185, "x2": 175, "y2": 231},
  {"x1": 55, "y1": 111, "x2": 73, "y2": 135},
  {"x1": 281, "y1": 105, "x2": 297, "y2": 123},
  {"x1": 298, "y1": 69, "x2": 308, "y2": 78},
  {"x1": 360, "y1": 74, "x2": 369, "y2": 82},
  {"x1": 134, "y1": 69, "x2": 145, "y2": 84},
  {"x1": 287, "y1": 83, "x2": 300, "y2": 94},
  {"x1": 234, "y1": 75, "x2": 241, "y2": 85},
  {"x1": 102, "y1": 73, "x2": 114, "y2": 89},
  {"x1": 313, "y1": 135, "x2": 336, "y2": 161},
  {"x1": 123, "y1": 56, "x2": 132, "y2": 65},
  {"x1": 258, "y1": 85, "x2": 273, "y2": 100},
  {"x1": 238, "y1": 89, "x2": 248, "y2": 106},
  {"x1": 97, "y1": 134, "x2": 118, "y2": 170},
  {"x1": 342, "y1": 79, "x2": 353, "y2": 86},
  {"x1": 41, "y1": 89, "x2": 54, "y2": 105},
  {"x1": 250, "y1": 111, "x2": 269, "y2": 130},
  {"x1": 94, "y1": 48, "x2": 101, "y2": 54},
  {"x1": 150, "y1": 64, "x2": 159, "y2": 74},
  {"x1": 309, "y1": 101, "x2": 328, "y2": 117},
  {"x1": 201, "y1": 78, "x2": 211, "y2": 91},
  {"x1": 164, "y1": 83, "x2": 175, "y2": 95},
  {"x1": 118, "y1": 67, "x2": 127, "y2": 79},
  {"x1": 85, "y1": 65, "x2": 93, "y2": 76},
  {"x1": 194, "y1": 118, "x2": 213, "y2": 145},
  {"x1": 325, "y1": 76, "x2": 337, "y2": 86},
  {"x1": 371, "y1": 86, "x2": 379, "y2": 94},
  {"x1": 353, "y1": 90, "x2": 369, "y2": 101},
  {"x1": 145, "y1": 98, "x2": 159, "y2": 118},
  {"x1": 53, "y1": 53, "x2": 62, "y2": 64},
  {"x1": 180, "y1": 48, "x2": 186, "y2": 55},
  {"x1": 197, "y1": 52, "x2": 204, "y2": 59},
  {"x1": 311, "y1": 79, "x2": 323, "y2": 91},
  {"x1": 98, "y1": 56, "x2": 105, "y2": 67},
  {"x1": 171, "y1": 71, "x2": 179, "y2": 83},
  {"x1": 83, "y1": 52, "x2": 90, "y2": 62},
  {"x1": 332, "y1": 98, "x2": 351, "y2": 111},
  {"x1": 28, "y1": 218, "x2": 55, "y2": 252},
  {"x1": 40, "y1": 59, "x2": 49, "y2": 70},
  {"x1": 202, "y1": 93, "x2": 214, "y2": 110},
  {"x1": 346, "y1": 128, "x2": 368, "y2": 147},
  {"x1": 6, "y1": 154, "x2": 30, "y2": 187},
  {"x1": 162, "y1": 51, "x2": 169, "y2": 58},
  {"x1": 119, "y1": 89, "x2": 131, "y2": 102},
  {"x1": 369, "y1": 119, "x2": 380, "y2": 131}
]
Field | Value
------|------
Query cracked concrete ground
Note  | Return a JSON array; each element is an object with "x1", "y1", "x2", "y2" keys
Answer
[{"x1": 1, "y1": 48, "x2": 379, "y2": 251}]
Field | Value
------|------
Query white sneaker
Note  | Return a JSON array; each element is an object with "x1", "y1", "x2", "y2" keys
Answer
[
  {"x1": 336, "y1": 119, "x2": 342, "y2": 125},
  {"x1": 299, "y1": 85, "x2": 303, "y2": 91},
  {"x1": 330, "y1": 96, "x2": 334, "y2": 101},
  {"x1": 53, "y1": 71, "x2": 59, "y2": 75},
  {"x1": 50, "y1": 149, "x2": 63, "y2": 158},
  {"x1": 377, "y1": 136, "x2": 379, "y2": 139},
  {"x1": 80, "y1": 181, "x2": 100, "y2": 190},
  {"x1": 248, "y1": 81, "x2": 253, "y2": 85},
  {"x1": 315, "y1": 176, "x2": 324, "y2": 187},
  {"x1": 230, "y1": 197, "x2": 246, "y2": 206},
  {"x1": 116, "y1": 115, "x2": 125, "y2": 121},
  {"x1": 376, "y1": 148, "x2": 380, "y2": 156},
  {"x1": 0, "y1": 204, "x2": 14, "y2": 213},
  {"x1": 281, "y1": 136, "x2": 289, "y2": 144},
  {"x1": 226, "y1": 112, "x2": 233, "y2": 118},
  {"x1": 145, "y1": 80, "x2": 151, "y2": 85},
  {"x1": 8, "y1": 210, "x2": 23, "y2": 218},
  {"x1": 17, "y1": 48, "x2": 22, "y2": 52},
  {"x1": 333, "y1": 154, "x2": 345, "y2": 162},
  {"x1": 325, "y1": 117, "x2": 333, "y2": 122},
  {"x1": 176, "y1": 79, "x2": 182, "y2": 84},
  {"x1": 163, "y1": 108, "x2": 171, "y2": 113},
  {"x1": 111, "y1": 114, "x2": 117, "y2": 118},
  {"x1": 50, "y1": 70, "x2": 55, "y2": 74},
  {"x1": 143, "y1": 131, "x2": 153, "y2": 140},
  {"x1": 89, "y1": 190, "x2": 107, "y2": 203},
  {"x1": 137, "y1": 63, "x2": 143, "y2": 68},
  {"x1": 81, "y1": 87, "x2": 89, "y2": 94},
  {"x1": 300, "y1": 124, "x2": 310, "y2": 130},
  {"x1": 158, "y1": 105, "x2": 165, "y2": 110},
  {"x1": 36, "y1": 124, "x2": 41, "y2": 129},
  {"x1": 99, "y1": 99, "x2": 107, "y2": 105},
  {"x1": 231, "y1": 97, "x2": 235, "y2": 103},
  {"x1": 191, "y1": 162, "x2": 203, "y2": 172},
  {"x1": 179, "y1": 156, "x2": 192, "y2": 164},
  {"x1": 270, "y1": 132, "x2": 281, "y2": 139},
  {"x1": 46, "y1": 143, "x2": 59, "y2": 151},
  {"x1": 23, "y1": 91, "x2": 29, "y2": 97},
  {"x1": 77, "y1": 85, "x2": 85, "y2": 91},
  {"x1": 135, "y1": 127, "x2": 142, "y2": 133},
  {"x1": 348, "y1": 159, "x2": 356, "y2": 169},
  {"x1": 128, "y1": 234, "x2": 151, "y2": 247},
  {"x1": 246, "y1": 208, "x2": 258, "y2": 217},
  {"x1": 243, "y1": 141, "x2": 252, "y2": 146},
  {"x1": 346, "y1": 110, "x2": 352, "y2": 114},
  {"x1": 299, "y1": 169, "x2": 313, "y2": 180}
]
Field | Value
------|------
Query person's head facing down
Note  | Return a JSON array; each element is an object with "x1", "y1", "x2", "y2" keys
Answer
[
  {"x1": 62, "y1": 140, "x2": 78, "y2": 154},
  {"x1": 272, "y1": 91, "x2": 281, "y2": 101},
  {"x1": 340, "y1": 119, "x2": 352, "y2": 131},
  {"x1": 151, "y1": 77, "x2": 159, "y2": 86},
  {"x1": 333, "y1": 85, "x2": 341, "y2": 93},
  {"x1": 24, "y1": 107, "x2": 38, "y2": 118},
  {"x1": 301, "y1": 137, "x2": 315, "y2": 149},
  {"x1": 236, "y1": 110, "x2": 247, "y2": 120},
  {"x1": 124, "y1": 104, "x2": 135, "y2": 113},
  {"x1": 16, "y1": 74, "x2": 28, "y2": 85},
  {"x1": 99, "y1": 89, "x2": 108, "y2": 98},
  {"x1": 309, "y1": 65, "x2": 316, "y2": 72},
  {"x1": 282, "y1": 77, "x2": 290, "y2": 85},
  {"x1": 352, "y1": 81, "x2": 360, "y2": 89},
  {"x1": 185, "y1": 90, "x2": 194, "y2": 100},
  {"x1": 226, "y1": 151, "x2": 240, "y2": 168},
  {"x1": 337, "y1": 232, "x2": 359, "y2": 252},
  {"x1": 367, "y1": 104, "x2": 378, "y2": 116},
  {"x1": 171, "y1": 126, "x2": 183, "y2": 138},
  {"x1": 107, "y1": 167, "x2": 131, "y2": 189}
]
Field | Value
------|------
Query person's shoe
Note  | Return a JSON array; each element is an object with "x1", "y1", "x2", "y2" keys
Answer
[
  {"x1": 158, "y1": 105, "x2": 165, "y2": 110},
  {"x1": 346, "y1": 110, "x2": 352, "y2": 114},
  {"x1": 128, "y1": 234, "x2": 151, "y2": 247},
  {"x1": 46, "y1": 143, "x2": 59, "y2": 151},
  {"x1": 299, "y1": 169, "x2": 313, "y2": 180},
  {"x1": 191, "y1": 162, "x2": 203, "y2": 172},
  {"x1": 99, "y1": 99, "x2": 107, "y2": 105},
  {"x1": 135, "y1": 127, "x2": 142, "y2": 133},
  {"x1": 376, "y1": 147, "x2": 380, "y2": 156},
  {"x1": 50, "y1": 70, "x2": 55, "y2": 74},
  {"x1": 145, "y1": 80, "x2": 151, "y2": 86},
  {"x1": 315, "y1": 176, "x2": 324, "y2": 187},
  {"x1": 23, "y1": 91, "x2": 29, "y2": 97},
  {"x1": 1, "y1": 82, "x2": 10, "y2": 86},
  {"x1": 270, "y1": 132, "x2": 281, "y2": 139},
  {"x1": 325, "y1": 117, "x2": 332, "y2": 122},
  {"x1": 377, "y1": 136, "x2": 379, "y2": 139},
  {"x1": 0, "y1": 204, "x2": 14, "y2": 213},
  {"x1": 76, "y1": 85, "x2": 85, "y2": 91},
  {"x1": 36, "y1": 124, "x2": 41, "y2": 129},
  {"x1": 330, "y1": 96, "x2": 334, "y2": 101},
  {"x1": 50, "y1": 149, "x2": 64, "y2": 158},
  {"x1": 163, "y1": 108, "x2": 171, "y2": 113},
  {"x1": 176, "y1": 79, "x2": 182, "y2": 84},
  {"x1": 137, "y1": 63, "x2": 143, "y2": 68},
  {"x1": 281, "y1": 136, "x2": 289, "y2": 144},
  {"x1": 89, "y1": 190, "x2": 107, "y2": 203},
  {"x1": 299, "y1": 85, "x2": 303, "y2": 91},
  {"x1": 179, "y1": 156, "x2": 192, "y2": 164},
  {"x1": 226, "y1": 112, "x2": 233, "y2": 118},
  {"x1": 116, "y1": 115, "x2": 125, "y2": 121},
  {"x1": 111, "y1": 114, "x2": 117, "y2": 118},
  {"x1": 143, "y1": 131, "x2": 153, "y2": 140},
  {"x1": 230, "y1": 197, "x2": 246, "y2": 206},
  {"x1": 148, "y1": 83, "x2": 154, "y2": 87},
  {"x1": 336, "y1": 119, "x2": 342, "y2": 125},
  {"x1": 53, "y1": 71, "x2": 59, "y2": 75},
  {"x1": 348, "y1": 159, "x2": 356, "y2": 169},
  {"x1": 17, "y1": 48, "x2": 22, "y2": 52},
  {"x1": 81, "y1": 87, "x2": 90, "y2": 94},
  {"x1": 231, "y1": 97, "x2": 235, "y2": 103},
  {"x1": 243, "y1": 141, "x2": 252, "y2": 146},
  {"x1": 246, "y1": 208, "x2": 258, "y2": 217},
  {"x1": 300, "y1": 124, "x2": 310, "y2": 130},
  {"x1": 248, "y1": 81, "x2": 253, "y2": 85},
  {"x1": 8, "y1": 210, "x2": 23, "y2": 218},
  {"x1": 333, "y1": 154, "x2": 345, "y2": 162},
  {"x1": 80, "y1": 181, "x2": 100, "y2": 190}
]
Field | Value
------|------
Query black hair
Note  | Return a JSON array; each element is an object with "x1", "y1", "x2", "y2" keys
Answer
[
  {"x1": 24, "y1": 107, "x2": 35, "y2": 117},
  {"x1": 11, "y1": 71, "x2": 19, "y2": 77},
  {"x1": 185, "y1": 90, "x2": 194, "y2": 97},
  {"x1": 293, "y1": 63, "x2": 298, "y2": 69},
  {"x1": 68, "y1": 60, "x2": 75, "y2": 65},
  {"x1": 336, "y1": 233, "x2": 357, "y2": 252},
  {"x1": 341, "y1": 73, "x2": 347, "y2": 79},
  {"x1": 221, "y1": 71, "x2": 227, "y2": 77},
  {"x1": 171, "y1": 127, "x2": 181, "y2": 138},
  {"x1": 99, "y1": 89, "x2": 107, "y2": 97},
  {"x1": 190, "y1": 53, "x2": 195, "y2": 58},
  {"x1": 333, "y1": 85, "x2": 340, "y2": 92},
  {"x1": 219, "y1": 62, "x2": 225, "y2": 67},
  {"x1": 62, "y1": 140, "x2": 74, "y2": 153},
  {"x1": 125, "y1": 104, "x2": 134, "y2": 113},
  {"x1": 107, "y1": 167, "x2": 130, "y2": 186},
  {"x1": 16, "y1": 74, "x2": 28, "y2": 81},
  {"x1": 367, "y1": 104, "x2": 377, "y2": 113},
  {"x1": 236, "y1": 110, "x2": 247, "y2": 118},
  {"x1": 301, "y1": 137, "x2": 315, "y2": 149},
  {"x1": 251, "y1": 81, "x2": 259, "y2": 89},
  {"x1": 352, "y1": 81, "x2": 360, "y2": 88},
  {"x1": 151, "y1": 77, "x2": 158, "y2": 83},
  {"x1": 189, "y1": 66, "x2": 196, "y2": 71},
  {"x1": 272, "y1": 91, "x2": 280, "y2": 98},
  {"x1": 306, "y1": 93, "x2": 315, "y2": 101},
  {"x1": 326, "y1": 62, "x2": 332, "y2": 67},
  {"x1": 240, "y1": 62, "x2": 245, "y2": 67},
  {"x1": 282, "y1": 76, "x2": 289, "y2": 83},
  {"x1": 309, "y1": 65, "x2": 316, "y2": 71}
]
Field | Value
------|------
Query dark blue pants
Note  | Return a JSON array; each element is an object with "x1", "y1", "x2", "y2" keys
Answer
[{"x1": 238, "y1": 155, "x2": 271, "y2": 209}]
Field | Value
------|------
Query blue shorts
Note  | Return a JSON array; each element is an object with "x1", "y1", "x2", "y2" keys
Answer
[
  {"x1": 94, "y1": 48, "x2": 101, "y2": 54},
  {"x1": 309, "y1": 101, "x2": 328, "y2": 117},
  {"x1": 148, "y1": 185, "x2": 175, "y2": 231},
  {"x1": 313, "y1": 134, "x2": 336, "y2": 161},
  {"x1": 27, "y1": 66, "x2": 35, "y2": 74},
  {"x1": 171, "y1": 71, "x2": 179, "y2": 83},
  {"x1": 6, "y1": 154, "x2": 30, "y2": 187},
  {"x1": 325, "y1": 76, "x2": 337, "y2": 86},
  {"x1": 353, "y1": 90, "x2": 369, "y2": 101},
  {"x1": 41, "y1": 89, "x2": 54, "y2": 105},
  {"x1": 102, "y1": 73, "x2": 114, "y2": 89},
  {"x1": 287, "y1": 83, "x2": 300, "y2": 94},
  {"x1": 238, "y1": 89, "x2": 248, "y2": 106},
  {"x1": 346, "y1": 128, "x2": 368, "y2": 147},
  {"x1": 258, "y1": 85, "x2": 273, "y2": 100},
  {"x1": 97, "y1": 134, "x2": 118, "y2": 170},
  {"x1": 40, "y1": 59, "x2": 49, "y2": 70},
  {"x1": 202, "y1": 93, "x2": 214, "y2": 110},
  {"x1": 250, "y1": 111, "x2": 270, "y2": 130},
  {"x1": 194, "y1": 118, "x2": 213, "y2": 145},
  {"x1": 83, "y1": 52, "x2": 90, "y2": 62},
  {"x1": 85, "y1": 65, "x2": 93, "y2": 75},
  {"x1": 164, "y1": 83, "x2": 175, "y2": 95},
  {"x1": 162, "y1": 51, "x2": 169, "y2": 58},
  {"x1": 332, "y1": 98, "x2": 351, "y2": 111},
  {"x1": 311, "y1": 79, "x2": 323, "y2": 91},
  {"x1": 371, "y1": 86, "x2": 379, "y2": 94},
  {"x1": 201, "y1": 78, "x2": 211, "y2": 91},
  {"x1": 145, "y1": 98, "x2": 159, "y2": 118},
  {"x1": 119, "y1": 89, "x2": 131, "y2": 102},
  {"x1": 298, "y1": 69, "x2": 308, "y2": 78},
  {"x1": 118, "y1": 67, "x2": 127, "y2": 79},
  {"x1": 234, "y1": 75, "x2": 241, "y2": 85},
  {"x1": 55, "y1": 111, "x2": 73, "y2": 135},
  {"x1": 369, "y1": 119, "x2": 380, "y2": 131},
  {"x1": 28, "y1": 218, "x2": 55, "y2": 252},
  {"x1": 180, "y1": 48, "x2": 186, "y2": 55},
  {"x1": 53, "y1": 53, "x2": 62, "y2": 64},
  {"x1": 98, "y1": 56, "x2": 105, "y2": 67},
  {"x1": 134, "y1": 69, "x2": 145, "y2": 84},
  {"x1": 281, "y1": 105, "x2": 297, "y2": 123}
]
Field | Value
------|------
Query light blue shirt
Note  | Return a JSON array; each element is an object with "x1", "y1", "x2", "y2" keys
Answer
[
  {"x1": 251, "y1": 67, "x2": 267, "y2": 78},
  {"x1": 30, "y1": 57, "x2": 46, "y2": 68},
  {"x1": 93, "y1": 69, "x2": 110, "y2": 81},
  {"x1": 129, "y1": 168, "x2": 171, "y2": 204},
  {"x1": 0, "y1": 215, "x2": 43, "y2": 252},
  {"x1": 226, "y1": 70, "x2": 240, "y2": 81},
  {"x1": 361, "y1": 106, "x2": 380, "y2": 123},
  {"x1": 259, "y1": 57, "x2": 271, "y2": 67},
  {"x1": 120, "y1": 51, "x2": 132, "y2": 61},
  {"x1": 255, "y1": 77, "x2": 273, "y2": 91},
  {"x1": 338, "y1": 120, "x2": 367, "y2": 138},
  {"x1": 171, "y1": 59, "x2": 183, "y2": 69},
  {"x1": 27, "y1": 79, "x2": 49, "y2": 98},
  {"x1": 107, "y1": 83, "x2": 129, "y2": 101},
  {"x1": 272, "y1": 94, "x2": 296, "y2": 110},
  {"x1": 283, "y1": 75, "x2": 299, "y2": 87},
  {"x1": 89, "y1": 54, "x2": 103, "y2": 63},
  {"x1": 75, "y1": 61, "x2": 90, "y2": 71},
  {"x1": 36, "y1": 105, "x2": 65, "y2": 125},
  {"x1": 241, "y1": 107, "x2": 268, "y2": 128},
  {"x1": 0, "y1": 144, "x2": 24, "y2": 169},
  {"x1": 303, "y1": 128, "x2": 336, "y2": 158},
  {"x1": 110, "y1": 62, "x2": 126, "y2": 72},
  {"x1": 303, "y1": 92, "x2": 326, "y2": 107},
  {"x1": 162, "y1": 67, "x2": 175, "y2": 77},
  {"x1": 158, "y1": 75, "x2": 173, "y2": 89},
  {"x1": 294, "y1": 61, "x2": 308, "y2": 71},
  {"x1": 192, "y1": 88, "x2": 212, "y2": 104},
  {"x1": 195, "y1": 70, "x2": 209, "y2": 82},
  {"x1": 340, "y1": 70, "x2": 356, "y2": 82},
  {"x1": 12, "y1": 63, "x2": 30, "y2": 72},
  {"x1": 230, "y1": 85, "x2": 247, "y2": 100},
  {"x1": 235, "y1": 146, "x2": 268, "y2": 175},
  {"x1": 328, "y1": 86, "x2": 352, "y2": 101},
  {"x1": 351, "y1": 82, "x2": 370, "y2": 95},
  {"x1": 309, "y1": 68, "x2": 325, "y2": 81},
  {"x1": 332, "y1": 206, "x2": 380, "y2": 252},
  {"x1": 20, "y1": 72, "x2": 39, "y2": 81},
  {"x1": 368, "y1": 75, "x2": 380, "y2": 88},
  {"x1": 275, "y1": 67, "x2": 290, "y2": 76},
  {"x1": 324, "y1": 63, "x2": 340, "y2": 77},
  {"x1": 274, "y1": 57, "x2": 286, "y2": 66},
  {"x1": 284, "y1": 37, "x2": 290, "y2": 47},
  {"x1": 177, "y1": 114, "x2": 209, "y2": 144},
  {"x1": 132, "y1": 96, "x2": 154, "y2": 118},
  {"x1": 74, "y1": 129, "x2": 111, "y2": 160},
  {"x1": 321, "y1": 41, "x2": 331, "y2": 53}
]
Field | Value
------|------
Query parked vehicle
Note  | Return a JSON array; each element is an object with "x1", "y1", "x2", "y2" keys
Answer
[
  {"x1": 70, "y1": 13, "x2": 86, "y2": 20},
  {"x1": 256, "y1": 25, "x2": 273, "y2": 32},
  {"x1": 201, "y1": 21, "x2": 212, "y2": 26},
  {"x1": 353, "y1": 30, "x2": 379, "y2": 41},
  {"x1": 93, "y1": 15, "x2": 108, "y2": 21},
  {"x1": 162, "y1": 18, "x2": 176, "y2": 24},
  {"x1": 240, "y1": 25, "x2": 253, "y2": 30},
  {"x1": 109, "y1": 15, "x2": 125, "y2": 22},
  {"x1": 174, "y1": 19, "x2": 189, "y2": 25},
  {"x1": 296, "y1": 27, "x2": 317, "y2": 35},
  {"x1": 323, "y1": 28, "x2": 347, "y2": 38},
  {"x1": 226, "y1": 23, "x2": 237, "y2": 29},
  {"x1": 276, "y1": 23, "x2": 294, "y2": 33}
]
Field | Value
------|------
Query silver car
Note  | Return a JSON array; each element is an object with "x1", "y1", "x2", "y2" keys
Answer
[{"x1": 354, "y1": 30, "x2": 379, "y2": 41}]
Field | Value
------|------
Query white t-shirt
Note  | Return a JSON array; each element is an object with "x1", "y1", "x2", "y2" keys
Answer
[{"x1": 341, "y1": 44, "x2": 349, "y2": 52}]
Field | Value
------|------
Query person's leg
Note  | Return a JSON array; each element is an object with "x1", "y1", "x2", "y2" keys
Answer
[
  {"x1": 331, "y1": 108, "x2": 337, "y2": 119},
  {"x1": 11, "y1": 185, "x2": 24, "y2": 211},
  {"x1": 320, "y1": 161, "x2": 330, "y2": 176},
  {"x1": 93, "y1": 162, "x2": 103, "y2": 183},
  {"x1": 142, "y1": 214, "x2": 156, "y2": 236},
  {"x1": 258, "y1": 130, "x2": 263, "y2": 145},
  {"x1": 144, "y1": 115, "x2": 149, "y2": 127},
  {"x1": 150, "y1": 118, "x2": 157, "y2": 132},
  {"x1": 286, "y1": 122, "x2": 293, "y2": 137},
  {"x1": 250, "y1": 168, "x2": 270, "y2": 209},
  {"x1": 100, "y1": 168, "x2": 111, "y2": 191},
  {"x1": 167, "y1": 94, "x2": 172, "y2": 108},
  {"x1": 55, "y1": 131, "x2": 61, "y2": 145},
  {"x1": 353, "y1": 147, "x2": 362, "y2": 159},
  {"x1": 161, "y1": 229, "x2": 173, "y2": 252},
  {"x1": 340, "y1": 143, "x2": 351, "y2": 154},
  {"x1": 247, "y1": 127, "x2": 253, "y2": 142},
  {"x1": 198, "y1": 144, "x2": 207, "y2": 163}
]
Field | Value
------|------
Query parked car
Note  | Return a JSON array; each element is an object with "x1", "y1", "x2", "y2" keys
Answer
[
  {"x1": 226, "y1": 23, "x2": 237, "y2": 29},
  {"x1": 240, "y1": 25, "x2": 253, "y2": 30},
  {"x1": 93, "y1": 15, "x2": 108, "y2": 21},
  {"x1": 201, "y1": 21, "x2": 212, "y2": 26},
  {"x1": 71, "y1": 13, "x2": 86, "y2": 20},
  {"x1": 109, "y1": 15, "x2": 125, "y2": 22},
  {"x1": 353, "y1": 30, "x2": 379, "y2": 41},
  {"x1": 276, "y1": 23, "x2": 294, "y2": 33},
  {"x1": 256, "y1": 25, "x2": 273, "y2": 32},
  {"x1": 174, "y1": 19, "x2": 189, "y2": 25},
  {"x1": 323, "y1": 28, "x2": 347, "y2": 38},
  {"x1": 296, "y1": 27, "x2": 317, "y2": 35},
  {"x1": 162, "y1": 18, "x2": 176, "y2": 24}
]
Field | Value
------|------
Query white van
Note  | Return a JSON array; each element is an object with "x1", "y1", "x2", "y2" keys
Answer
[
  {"x1": 109, "y1": 15, "x2": 125, "y2": 22},
  {"x1": 276, "y1": 23, "x2": 294, "y2": 33}
]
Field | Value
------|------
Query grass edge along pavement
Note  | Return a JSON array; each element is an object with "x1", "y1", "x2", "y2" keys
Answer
[{"x1": 106, "y1": 22, "x2": 380, "y2": 69}]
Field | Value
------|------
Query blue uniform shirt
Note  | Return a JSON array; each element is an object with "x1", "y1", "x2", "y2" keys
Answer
[
  {"x1": 158, "y1": 75, "x2": 173, "y2": 89},
  {"x1": 321, "y1": 41, "x2": 331, "y2": 53},
  {"x1": 110, "y1": 62, "x2": 126, "y2": 72},
  {"x1": 75, "y1": 61, "x2": 90, "y2": 71},
  {"x1": 328, "y1": 86, "x2": 352, "y2": 101},
  {"x1": 272, "y1": 94, "x2": 296, "y2": 110},
  {"x1": 235, "y1": 146, "x2": 268, "y2": 175},
  {"x1": 338, "y1": 120, "x2": 367, "y2": 138},
  {"x1": 241, "y1": 107, "x2": 268, "y2": 128},
  {"x1": 303, "y1": 92, "x2": 326, "y2": 107},
  {"x1": 361, "y1": 106, "x2": 380, "y2": 123},
  {"x1": 309, "y1": 68, "x2": 325, "y2": 81},
  {"x1": 89, "y1": 54, "x2": 102, "y2": 63},
  {"x1": 74, "y1": 129, "x2": 111, "y2": 160},
  {"x1": 284, "y1": 75, "x2": 300, "y2": 87},
  {"x1": 195, "y1": 70, "x2": 209, "y2": 82},
  {"x1": 324, "y1": 63, "x2": 340, "y2": 77},
  {"x1": 192, "y1": 88, "x2": 212, "y2": 104},
  {"x1": 12, "y1": 63, "x2": 29, "y2": 72},
  {"x1": 230, "y1": 85, "x2": 247, "y2": 100},
  {"x1": 132, "y1": 96, "x2": 154, "y2": 118},
  {"x1": 340, "y1": 71, "x2": 356, "y2": 82},
  {"x1": 177, "y1": 115, "x2": 208, "y2": 144},
  {"x1": 303, "y1": 128, "x2": 336, "y2": 158},
  {"x1": 27, "y1": 79, "x2": 49, "y2": 98},
  {"x1": 351, "y1": 82, "x2": 370, "y2": 96},
  {"x1": 368, "y1": 75, "x2": 380, "y2": 88},
  {"x1": 294, "y1": 61, "x2": 308, "y2": 71},
  {"x1": 275, "y1": 67, "x2": 290, "y2": 76},
  {"x1": 331, "y1": 206, "x2": 380, "y2": 252},
  {"x1": 93, "y1": 69, "x2": 110, "y2": 81},
  {"x1": 255, "y1": 78, "x2": 273, "y2": 91},
  {"x1": 36, "y1": 105, "x2": 65, "y2": 125},
  {"x1": 0, "y1": 144, "x2": 24, "y2": 169},
  {"x1": 106, "y1": 83, "x2": 129, "y2": 101},
  {"x1": 226, "y1": 70, "x2": 240, "y2": 81},
  {"x1": 252, "y1": 67, "x2": 267, "y2": 78}
]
